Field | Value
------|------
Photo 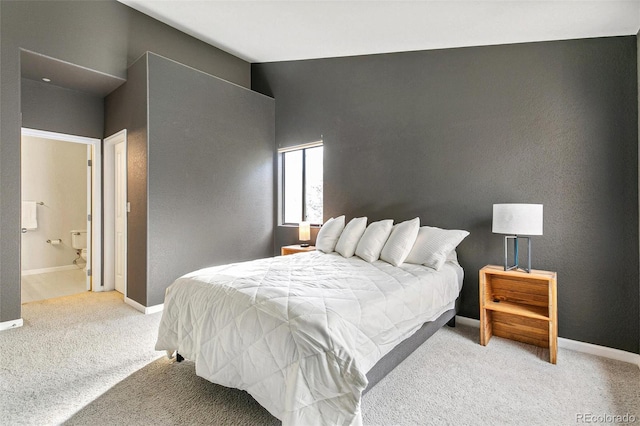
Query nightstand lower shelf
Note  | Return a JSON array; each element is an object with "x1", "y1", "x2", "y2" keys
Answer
[
  {"x1": 483, "y1": 300, "x2": 549, "y2": 320},
  {"x1": 482, "y1": 310, "x2": 551, "y2": 348}
]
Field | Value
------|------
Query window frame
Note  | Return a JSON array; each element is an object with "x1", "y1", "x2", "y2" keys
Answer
[{"x1": 279, "y1": 141, "x2": 323, "y2": 226}]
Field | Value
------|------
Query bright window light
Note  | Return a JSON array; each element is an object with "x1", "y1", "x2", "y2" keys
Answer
[{"x1": 281, "y1": 144, "x2": 323, "y2": 225}]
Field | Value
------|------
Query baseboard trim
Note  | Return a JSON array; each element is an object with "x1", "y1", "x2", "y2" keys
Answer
[
  {"x1": 557, "y1": 337, "x2": 640, "y2": 368},
  {"x1": 22, "y1": 265, "x2": 82, "y2": 276},
  {"x1": 455, "y1": 315, "x2": 480, "y2": 328},
  {"x1": 455, "y1": 315, "x2": 640, "y2": 369},
  {"x1": 124, "y1": 297, "x2": 164, "y2": 315},
  {"x1": 0, "y1": 318, "x2": 24, "y2": 331},
  {"x1": 144, "y1": 303, "x2": 164, "y2": 315}
]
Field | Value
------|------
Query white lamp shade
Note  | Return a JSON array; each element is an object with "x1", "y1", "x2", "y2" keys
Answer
[
  {"x1": 492, "y1": 204, "x2": 543, "y2": 236},
  {"x1": 298, "y1": 221, "x2": 311, "y2": 241}
]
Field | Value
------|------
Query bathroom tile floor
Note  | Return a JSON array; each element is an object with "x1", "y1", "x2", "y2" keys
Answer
[{"x1": 21, "y1": 268, "x2": 87, "y2": 304}]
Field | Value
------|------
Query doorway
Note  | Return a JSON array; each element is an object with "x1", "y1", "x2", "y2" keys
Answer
[
  {"x1": 104, "y1": 130, "x2": 127, "y2": 296},
  {"x1": 20, "y1": 128, "x2": 102, "y2": 302}
]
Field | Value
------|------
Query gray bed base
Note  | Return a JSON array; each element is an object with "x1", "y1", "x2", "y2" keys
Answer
[
  {"x1": 175, "y1": 298, "x2": 459, "y2": 395},
  {"x1": 363, "y1": 299, "x2": 459, "y2": 394}
]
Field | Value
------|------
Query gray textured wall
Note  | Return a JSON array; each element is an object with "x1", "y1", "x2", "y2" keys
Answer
[
  {"x1": 252, "y1": 37, "x2": 640, "y2": 353},
  {"x1": 104, "y1": 56, "x2": 149, "y2": 305},
  {"x1": 0, "y1": 0, "x2": 249, "y2": 322},
  {"x1": 146, "y1": 53, "x2": 275, "y2": 306},
  {"x1": 0, "y1": 2, "x2": 3, "y2": 324},
  {"x1": 21, "y1": 78, "x2": 104, "y2": 139}
]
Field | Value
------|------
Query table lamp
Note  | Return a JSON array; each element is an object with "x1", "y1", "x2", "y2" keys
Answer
[
  {"x1": 492, "y1": 204, "x2": 543, "y2": 273},
  {"x1": 299, "y1": 221, "x2": 311, "y2": 247}
]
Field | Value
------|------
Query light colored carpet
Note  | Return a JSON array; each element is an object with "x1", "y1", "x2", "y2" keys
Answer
[{"x1": 1, "y1": 291, "x2": 638, "y2": 425}]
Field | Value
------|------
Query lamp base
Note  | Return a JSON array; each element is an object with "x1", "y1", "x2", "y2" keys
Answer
[
  {"x1": 504, "y1": 235, "x2": 532, "y2": 273},
  {"x1": 300, "y1": 243, "x2": 310, "y2": 247}
]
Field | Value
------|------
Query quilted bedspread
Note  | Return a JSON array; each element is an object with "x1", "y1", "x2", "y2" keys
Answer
[{"x1": 155, "y1": 251, "x2": 462, "y2": 426}]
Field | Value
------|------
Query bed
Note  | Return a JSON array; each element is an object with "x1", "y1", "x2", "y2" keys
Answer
[{"x1": 155, "y1": 250, "x2": 463, "y2": 426}]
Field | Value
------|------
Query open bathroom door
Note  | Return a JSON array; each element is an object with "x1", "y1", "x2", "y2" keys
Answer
[
  {"x1": 85, "y1": 142, "x2": 103, "y2": 292},
  {"x1": 86, "y1": 146, "x2": 92, "y2": 291}
]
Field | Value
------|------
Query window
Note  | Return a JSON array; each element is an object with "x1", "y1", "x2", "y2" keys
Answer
[{"x1": 281, "y1": 142, "x2": 323, "y2": 225}]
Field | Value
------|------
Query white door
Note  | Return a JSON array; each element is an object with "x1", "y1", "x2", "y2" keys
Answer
[
  {"x1": 86, "y1": 146, "x2": 92, "y2": 291},
  {"x1": 114, "y1": 141, "x2": 127, "y2": 294}
]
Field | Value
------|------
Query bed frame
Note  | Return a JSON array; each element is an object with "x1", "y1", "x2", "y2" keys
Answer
[
  {"x1": 364, "y1": 302, "x2": 457, "y2": 393},
  {"x1": 175, "y1": 298, "x2": 459, "y2": 394}
]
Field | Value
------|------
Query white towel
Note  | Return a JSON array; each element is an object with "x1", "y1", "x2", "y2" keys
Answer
[{"x1": 22, "y1": 201, "x2": 38, "y2": 230}]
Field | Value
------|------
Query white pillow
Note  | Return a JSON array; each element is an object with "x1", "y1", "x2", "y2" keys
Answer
[
  {"x1": 335, "y1": 217, "x2": 367, "y2": 258},
  {"x1": 380, "y1": 217, "x2": 420, "y2": 266},
  {"x1": 405, "y1": 226, "x2": 469, "y2": 270},
  {"x1": 355, "y1": 219, "x2": 394, "y2": 262},
  {"x1": 315, "y1": 216, "x2": 345, "y2": 253}
]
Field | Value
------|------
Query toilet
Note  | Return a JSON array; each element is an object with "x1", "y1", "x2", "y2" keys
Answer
[{"x1": 70, "y1": 230, "x2": 88, "y2": 270}]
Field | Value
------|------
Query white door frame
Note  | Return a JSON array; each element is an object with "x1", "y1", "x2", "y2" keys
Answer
[
  {"x1": 20, "y1": 128, "x2": 102, "y2": 290},
  {"x1": 104, "y1": 130, "x2": 127, "y2": 295}
]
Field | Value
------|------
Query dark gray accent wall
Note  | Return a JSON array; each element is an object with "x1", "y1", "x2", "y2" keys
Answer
[
  {"x1": 0, "y1": 1, "x2": 3, "y2": 323},
  {"x1": 146, "y1": 53, "x2": 275, "y2": 306},
  {"x1": 106, "y1": 53, "x2": 275, "y2": 307},
  {"x1": 21, "y1": 78, "x2": 104, "y2": 139},
  {"x1": 104, "y1": 56, "x2": 149, "y2": 305},
  {"x1": 0, "y1": 0, "x2": 250, "y2": 323},
  {"x1": 252, "y1": 37, "x2": 639, "y2": 353}
]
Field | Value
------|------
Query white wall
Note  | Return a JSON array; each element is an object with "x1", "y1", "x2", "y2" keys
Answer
[{"x1": 21, "y1": 136, "x2": 87, "y2": 271}]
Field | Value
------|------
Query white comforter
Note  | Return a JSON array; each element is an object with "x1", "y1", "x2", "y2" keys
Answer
[{"x1": 155, "y1": 251, "x2": 462, "y2": 426}]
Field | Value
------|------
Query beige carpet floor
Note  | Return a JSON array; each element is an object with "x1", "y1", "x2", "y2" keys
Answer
[{"x1": 1, "y1": 291, "x2": 638, "y2": 425}]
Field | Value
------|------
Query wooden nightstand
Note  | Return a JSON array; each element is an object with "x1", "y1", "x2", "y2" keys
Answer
[
  {"x1": 281, "y1": 245, "x2": 316, "y2": 256},
  {"x1": 479, "y1": 265, "x2": 558, "y2": 364}
]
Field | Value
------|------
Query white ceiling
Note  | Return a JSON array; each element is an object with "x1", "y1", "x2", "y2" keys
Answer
[{"x1": 119, "y1": 1, "x2": 640, "y2": 63}]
